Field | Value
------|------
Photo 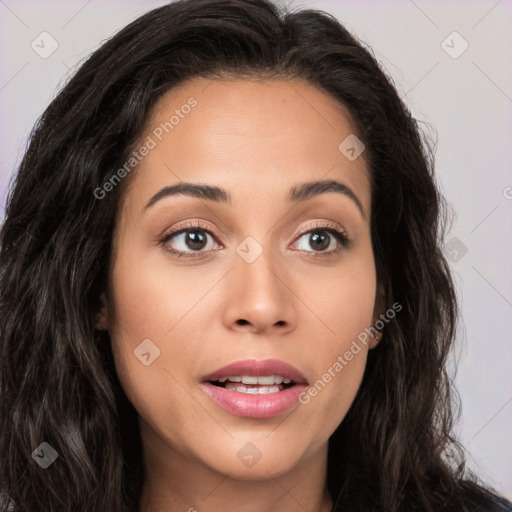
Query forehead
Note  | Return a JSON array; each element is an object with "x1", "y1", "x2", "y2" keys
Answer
[{"x1": 123, "y1": 77, "x2": 371, "y2": 218}]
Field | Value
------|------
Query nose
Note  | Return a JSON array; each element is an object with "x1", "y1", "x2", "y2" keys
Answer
[{"x1": 222, "y1": 247, "x2": 298, "y2": 337}]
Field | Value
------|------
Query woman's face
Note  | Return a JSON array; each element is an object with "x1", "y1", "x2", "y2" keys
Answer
[{"x1": 100, "y1": 77, "x2": 381, "y2": 480}]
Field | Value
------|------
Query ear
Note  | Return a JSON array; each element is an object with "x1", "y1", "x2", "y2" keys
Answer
[
  {"x1": 95, "y1": 291, "x2": 110, "y2": 331},
  {"x1": 369, "y1": 280, "x2": 387, "y2": 349}
]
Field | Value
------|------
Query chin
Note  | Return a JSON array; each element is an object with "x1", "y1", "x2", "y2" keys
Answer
[
  {"x1": 217, "y1": 455, "x2": 302, "y2": 481},
  {"x1": 195, "y1": 434, "x2": 313, "y2": 480}
]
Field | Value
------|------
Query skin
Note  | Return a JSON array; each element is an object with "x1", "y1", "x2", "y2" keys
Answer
[{"x1": 97, "y1": 77, "x2": 384, "y2": 512}]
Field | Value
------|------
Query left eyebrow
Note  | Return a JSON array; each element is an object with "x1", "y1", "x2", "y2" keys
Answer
[
  {"x1": 143, "y1": 179, "x2": 367, "y2": 220},
  {"x1": 288, "y1": 179, "x2": 366, "y2": 220}
]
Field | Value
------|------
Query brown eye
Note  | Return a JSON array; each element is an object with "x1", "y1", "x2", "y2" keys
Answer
[
  {"x1": 176, "y1": 230, "x2": 208, "y2": 251},
  {"x1": 162, "y1": 228, "x2": 218, "y2": 256},
  {"x1": 293, "y1": 227, "x2": 350, "y2": 255},
  {"x1": 160, "y1": 220, "x2": 222, "y2": 259}
]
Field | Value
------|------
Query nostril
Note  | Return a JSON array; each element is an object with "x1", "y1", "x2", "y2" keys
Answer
[{"x1": 236, "y1": 319, "x2": 249, "y2": 325}]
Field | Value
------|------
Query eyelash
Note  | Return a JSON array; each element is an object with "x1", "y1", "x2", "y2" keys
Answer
[{"x1": 159, "y1": 220, "x2": 351, "y2": 259}]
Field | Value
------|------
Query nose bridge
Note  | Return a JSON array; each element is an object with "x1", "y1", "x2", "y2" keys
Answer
[
  {"x1": 235, "y1": 232, "x2": 284, "y2": 301},
  {"x1": 247, "y1": 238, "x2": 277, "y2": 273},
  {"x1": 222, "y1": 231, "x2": 296, "y2": 333}
]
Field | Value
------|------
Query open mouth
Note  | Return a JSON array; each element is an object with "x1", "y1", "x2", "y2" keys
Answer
[
  {"x1": 208, "y1": 375, "x2": 296, "y2": 394},
  {"x1": 201, "y1": 360, "x2": 308, "y2": 418}
]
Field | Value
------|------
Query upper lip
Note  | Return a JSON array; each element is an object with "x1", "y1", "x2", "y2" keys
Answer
[{"x1": 202, "y1": 358, "x2": 308, "y2": 385}]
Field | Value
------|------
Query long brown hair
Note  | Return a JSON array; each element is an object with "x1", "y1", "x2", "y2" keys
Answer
[{"x1": 1, "y1": 1, "x2": 510, "y2": 511}]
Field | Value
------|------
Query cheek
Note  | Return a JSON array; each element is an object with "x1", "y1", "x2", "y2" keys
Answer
[
  {"x1": 106, "y1": 256, "x2": 203, "y2": 448},
  {"x1": 305, "y1": 250, "x2": 377, "y2": 346},
  {"x1": 108, "y1": 246, "x2": 206, "y2": 356},
  {"x1": 295, "y1": 253, "x2": 376, "y2": 433},
  {"x1": 297, "y1": 311, "x2": 373, "y2": 443},
  {"x1": 109, "y1": 254, "x2": 172, "y2": 339},
  {"x1": 106, "y1": 244, "x2": 220, "y2": 422},
  {"x1": 106, "y1": 250, "x2": 181, "y2": 408}
]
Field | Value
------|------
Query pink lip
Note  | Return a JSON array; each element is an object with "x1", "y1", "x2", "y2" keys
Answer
[{"x1": 201, "y1": 359, "x2": 308, "y2": 419}]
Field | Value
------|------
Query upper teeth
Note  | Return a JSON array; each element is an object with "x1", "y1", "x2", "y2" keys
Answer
[{"x1": 218, "y1": 375, "x2": 292, "y2": 385}]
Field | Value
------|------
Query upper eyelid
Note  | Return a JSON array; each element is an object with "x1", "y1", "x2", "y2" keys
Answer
[
  {"x1": 161, "y1": 220, "x2": 348, "y2": 246},
  {"x1": 160, "y1": 220, "x2": 216, "y2": 240},
  {"x1": 294, "y1": 221, "x2": 348, "y2": 238}
]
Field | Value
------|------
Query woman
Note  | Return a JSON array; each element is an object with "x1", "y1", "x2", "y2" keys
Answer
[{"x1": 0, "y1": 0, "x2": 510, "y2": 511}]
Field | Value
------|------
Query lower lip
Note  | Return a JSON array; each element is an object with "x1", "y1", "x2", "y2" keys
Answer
[{"x1": 201, "y1": 382, "x2": 308, "y2": 419}]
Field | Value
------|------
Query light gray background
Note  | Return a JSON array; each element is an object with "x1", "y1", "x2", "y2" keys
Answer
[{"x1": 0, "y1": 0, "x2": 510, "y2": 499}]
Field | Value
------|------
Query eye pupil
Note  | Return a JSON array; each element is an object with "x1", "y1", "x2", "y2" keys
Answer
[
  {"x1": 310, "y1": 232, "x2": 329, "y2": 251},
  {"x1": 186, "y1": 230, "x2": 207, "y2": 250}
]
